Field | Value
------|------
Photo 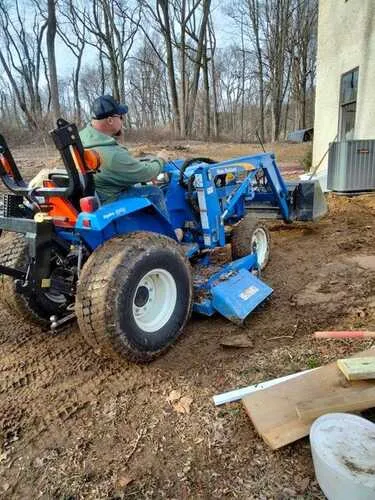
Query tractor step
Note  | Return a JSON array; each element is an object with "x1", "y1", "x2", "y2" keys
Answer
[{"x1": 181, "y1": 242, "x2": 200, "y2": 258}]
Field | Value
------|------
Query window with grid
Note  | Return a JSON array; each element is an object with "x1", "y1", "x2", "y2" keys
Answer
[{"x1": 339, "y1": 67, "x2": 359, "y2": 140}]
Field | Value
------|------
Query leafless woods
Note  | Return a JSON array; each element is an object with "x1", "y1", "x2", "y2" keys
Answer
[{"x1": 0, "y1": 0, "x2": 317, "y2": 141}]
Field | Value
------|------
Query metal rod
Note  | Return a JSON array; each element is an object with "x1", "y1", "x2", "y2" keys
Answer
[
  {"x1": 0, "y1": 264, "x2": 25, "y2": 280},
  {"x1": 50, "y1": 312, "x2": 76, "y2": 330},
  {"x1": 212, "y1": 368, "x2": 315, "y2": 406}
]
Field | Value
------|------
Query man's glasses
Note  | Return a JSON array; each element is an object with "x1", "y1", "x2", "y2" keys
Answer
[{"x1": 111, "y1": 114, "x2": 123, "y2": 120}]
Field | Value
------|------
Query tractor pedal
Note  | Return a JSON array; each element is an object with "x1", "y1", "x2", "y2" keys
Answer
[{"x1": 50, "y1": 311, "x2": 76, "y2": 331}]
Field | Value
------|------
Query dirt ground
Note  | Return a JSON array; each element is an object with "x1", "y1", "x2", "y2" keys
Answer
[{"x1": 1, "y1": 142, "x2": 375, "y2": 499}]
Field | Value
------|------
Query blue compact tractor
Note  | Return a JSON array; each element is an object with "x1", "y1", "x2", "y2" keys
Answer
[{"x1": 0, "y1": 120, "x2": 327, "y2": 362}]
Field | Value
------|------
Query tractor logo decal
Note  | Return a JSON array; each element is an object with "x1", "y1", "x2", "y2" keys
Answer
[
  {"x1": 102, "y1": 207, "x2": 127, "y2": 220},
  {"x1": 232, "y1": 162, "x2": 256, "y2": 171},
  {"x1": 239, "y1": 285, "x2": 259, "y2": 301}
]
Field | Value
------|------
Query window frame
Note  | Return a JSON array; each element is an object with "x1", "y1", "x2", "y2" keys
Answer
[{"x1": 338, "y1": 67, "x2": 359, "y2": 140}]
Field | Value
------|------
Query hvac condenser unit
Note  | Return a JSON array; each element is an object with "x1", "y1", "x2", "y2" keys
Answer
[{"x1": 327, "y1": 140, "x2": 375, "y2": 193}]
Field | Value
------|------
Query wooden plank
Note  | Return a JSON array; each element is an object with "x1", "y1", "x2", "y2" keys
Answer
[
  {"x1": 296, "y1": 386, "x2": 375, "y2": 421},
  {"x1": 337, "y1": 356, "x2": 375, "y2": 380},
  {"x1": 242, "y1": 349, "x2": 375, "y2": 450}
]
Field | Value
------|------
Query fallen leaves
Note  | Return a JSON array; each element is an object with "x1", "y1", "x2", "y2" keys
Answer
[
  {"x1": 167, "y1": 390, "x2": 193, "y2": 414},
  {"x1": 167, "y1": 390, "x2": 181, "y2": 403},
  {"x1": 117, "y1": 474, "x2": 135, "y2": 489},
  {"x1": 173, "y1": 396, "x2": 193, "y2": 414}
]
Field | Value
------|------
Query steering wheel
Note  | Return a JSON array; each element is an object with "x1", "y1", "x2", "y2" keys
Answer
[
  {"x1": 179, "y1": 157, "x2": 216, "y2": 214},
  {"x1": 179, "y1": 157, "x2": 217, "y2": 186}
]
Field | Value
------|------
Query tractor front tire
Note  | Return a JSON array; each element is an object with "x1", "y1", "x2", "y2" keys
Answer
[
  {"x1": 231, "y1": 214, "x2": 271, "y2": 271},
  {"x1": 76, "y1": 232, "x2": 193, "y2": 363},
  {"x1": 0, "y1": 233, "x2": 67, "y2": 326}
]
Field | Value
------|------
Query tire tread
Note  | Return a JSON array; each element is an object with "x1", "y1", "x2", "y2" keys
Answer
[{"x1": 76, "y1": 232, "x2": 193, "y2": 363}]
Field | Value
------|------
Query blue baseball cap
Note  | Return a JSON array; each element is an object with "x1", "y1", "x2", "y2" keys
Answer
[{"x1": 91, "y1": 94, "x2": 128, "y2": 119}]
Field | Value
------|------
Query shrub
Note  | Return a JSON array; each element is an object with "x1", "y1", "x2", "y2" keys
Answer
[{"x1": 301, "y1": 146, "x2": 313, "y2": 172}]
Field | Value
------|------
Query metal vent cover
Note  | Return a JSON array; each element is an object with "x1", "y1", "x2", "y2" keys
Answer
[{"x1": 327, "y1": 140, "x2": 375, "y2": 193}]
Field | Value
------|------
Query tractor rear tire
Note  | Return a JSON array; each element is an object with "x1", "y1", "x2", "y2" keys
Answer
[
  {"x1": 231, "y1": 214, "x2": 271, "y2": 271},
  {"x1": 75, "y1": 232, "x2": 193, "y2": 363},
  {"x1": 0, "y1": 233, "x2": 69, "y2": 326}
]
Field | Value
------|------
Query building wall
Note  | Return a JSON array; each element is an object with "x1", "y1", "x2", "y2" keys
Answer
[{"x1": 313, "y1": 0, "x2": 375, "y2": 171}]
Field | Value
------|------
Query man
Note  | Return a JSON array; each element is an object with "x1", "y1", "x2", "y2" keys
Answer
[{"x1": 79, "y1": 94, "x2": 170, "y2": 219}]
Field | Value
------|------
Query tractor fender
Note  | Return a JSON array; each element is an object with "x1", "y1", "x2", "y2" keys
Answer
[{"x1": 75, "y1": 196, "x2": 176, "y2": 250}]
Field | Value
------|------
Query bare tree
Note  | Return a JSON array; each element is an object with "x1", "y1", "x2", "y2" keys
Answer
[
  {"x1": 262, "y1": 0, "x2": 294, "y2": 141},
  {"x1": 0, "y1": 0, "x2": 318, "y2": 141},
  {"x1": 139, "y1": 0, "x2": 212, "y2": 137},
  {"x1": 207, "y1": 16, "x2": 219, "y2": 138},
  {"x1": 183, "y1": 0, "x2": 211, "y2": 136},
  {"x1": 72, "y1": 0, "x2": 140, "y2": 104},
  {"x1": 0, "y1": 0, "x2": 48, "y2": 128},
  {"x1": 246, "y1": 0, "x2": 265, "y2": 142},
  {"x1": 127, "y1": 35, "x2": 171, "y2": 128},
  {"x1": 139, "y1": 0, "x2": 181, "y2": 134},
  {"x1": 226, "y1": 0, "x2": 267, "y2": 141},
  {"x1": 291, "y1": 0, "x2": 318, "y2": 129},
  {"x1": 46, "y1": 0, "x2": 61, "y2": 121},
  {"x1": 57, "y1": 0, "x2": 87, "y2": 124},
  {"x1": 79, "y1": 62, "x2": 112, "y2": 114}
]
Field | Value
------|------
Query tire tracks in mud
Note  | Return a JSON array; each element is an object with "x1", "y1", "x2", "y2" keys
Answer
[{"x1": 0, "y1": 316, "x2": 144, "y2": 457}]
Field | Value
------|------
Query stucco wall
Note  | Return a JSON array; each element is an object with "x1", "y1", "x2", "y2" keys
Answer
[{"x1": 312, "y1": 0, "x2": 375, "y2": 171}]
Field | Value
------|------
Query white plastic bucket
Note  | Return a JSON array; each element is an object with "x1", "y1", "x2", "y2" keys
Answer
[{"x1": 310, "y1": 413, "x2": 375, "y2": 500}]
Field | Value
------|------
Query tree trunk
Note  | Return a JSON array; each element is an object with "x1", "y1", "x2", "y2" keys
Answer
[
  {"x1": 203, "y1": 37, "x2": 210, "y2": 139},
  {"x1": 179, "y1": 0, "x2": 187, "y2": 137},
  {"x1": 0, "y1": 50, "x2": 37, "y2": 129},
  {"x1": 240, "y1": 15, "x2": 246, "y2": 143},
  {"x1": 186, "y1": 0, "x2": 211, "y2": 136},
  {"x1": 247, "y1": 0, "x2": 265, "y2": 142},
  {"x1": 47, "y1": 0, "x2": 60, "y2": 123},
  {"x1": 158, "y1": 0, "x2": 180, "y2": 135},
  {"x1": 208, "y1": 19, "x2": 219, "y2": 138},
  {"x1": 99, "y1": 42, "x2": 106, "y2": 95},
  {"x1": 73, "y1": 48, "x2": 84, "y2": 125}
]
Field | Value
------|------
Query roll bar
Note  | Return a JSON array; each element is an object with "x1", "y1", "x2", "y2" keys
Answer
[{"x1": 0, "y1": 118, "x2": 96, "y2": 203}]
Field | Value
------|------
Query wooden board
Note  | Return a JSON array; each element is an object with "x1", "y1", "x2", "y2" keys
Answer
[
  {"x1": 242, "y1": 349, "x2": 375, "y2": 449},
  {"x1": 296, "y1": 386, "x2": 375, "y2": 421},
  {"x1": 337, "y1": 356, "x2": 375, "y2": 380}
]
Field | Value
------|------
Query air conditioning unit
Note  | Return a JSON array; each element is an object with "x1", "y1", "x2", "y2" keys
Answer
[{"x1": 327, "y1": 140, "x2": 375, "y2": 193}]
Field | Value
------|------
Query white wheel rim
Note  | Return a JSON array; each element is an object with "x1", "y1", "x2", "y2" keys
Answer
[
  {"x1": 132, "y1": 268, "x2": 177, "y2": 333},
  {"x1": 251, "y1": 228, "x2": 268, "y2": 268}
]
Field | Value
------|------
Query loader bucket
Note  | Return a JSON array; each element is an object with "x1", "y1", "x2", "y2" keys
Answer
[
  {"x1": 292, "y1": 180, "x2": 328, "y2": 221},
  {"x1": 211, "y1": 268, "x2": 273, "y2": 324}
]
